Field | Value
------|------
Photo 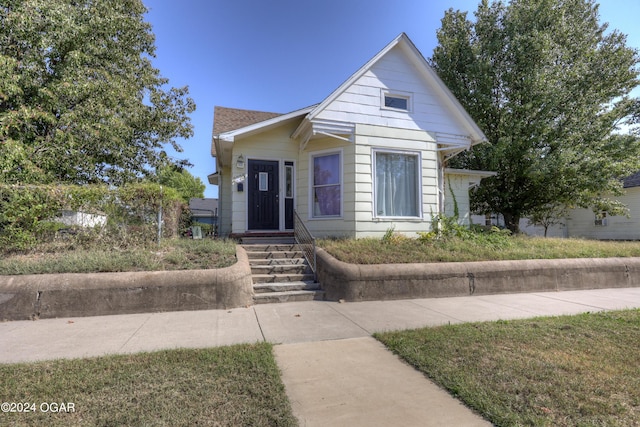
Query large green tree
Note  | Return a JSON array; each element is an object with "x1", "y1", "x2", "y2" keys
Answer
[
  {"x1": 0, "y1": 0, "x2": 195, "y2": 185},
  {"x1": 432, "y1": 0, "x2": 640, "y2": 232},
  {"x1": 157, "y1": 164, "x2": 205, "y2": 203}
]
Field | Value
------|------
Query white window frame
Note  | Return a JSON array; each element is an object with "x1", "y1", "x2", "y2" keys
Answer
[
  {"x1": 372, "y1": 148, "x2": 422, "y2": 219},
  {"x1": 309, "y1": 149, "x2": 343, "y2": 219},
  {"x1": 595, "y1": 211, "x2": 608, "y2": 227},
  {"x1": 285, "y1": 163, "x2": 294, "y2": 199},
  {"x1": 381, "y1": 89, "x2": 413, "y2": 112}
]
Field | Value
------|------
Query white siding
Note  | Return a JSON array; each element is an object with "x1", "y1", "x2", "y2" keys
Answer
[
  {"x1": 296, "y1": 125, "x2": 481, "y2": 239},
  {"x1": 566, "y1": 187, "x2": 640, "y2": 240},
  {"x1": 57, "y1": 211, "x2": 107, "y2": 228},
  {"x1": 229, "y1": 120, "x2": 301, "y2": 235},
  {"x1": 519, "y1": 219, "x2": 567, "y2": 238},
  {"x1": 469, "y1": 214, "x2": 568, "y2": 237},
  {"x1": 298, "y1": 137, "x2": 356, "y2": 238},
  {"x1": 443, "y1": 174, "x2": 471, "y2": 226},
  {"x1": 351, "y1": 124, "x2": 439, "y2": 238},
  {"x1": 314, "y1": 46, "x2": 472, "y2": 137}
]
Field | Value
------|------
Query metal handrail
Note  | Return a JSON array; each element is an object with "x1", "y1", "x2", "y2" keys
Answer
[{"x1": 293, "y1": 210, "x2": 317, "y2": 282}]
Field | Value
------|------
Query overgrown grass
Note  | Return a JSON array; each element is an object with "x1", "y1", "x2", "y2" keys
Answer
[
  {"x1": 376, "y1": 309, "x2": 640, "y2": 426},
  {"x1": 0, "y1": 238, "x2": 237, "y2": 275},
  {"x1": 320, "y1": 235, "x2": 640, "y2": 264},
  {"x1": 0, "y1": 343, "x2": 298, "y2": 427}
]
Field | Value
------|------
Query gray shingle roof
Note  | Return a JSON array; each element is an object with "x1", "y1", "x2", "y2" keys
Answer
[
  {"x1": 189, "y1": 198, "x2": 218, "y2": 216},
  {"x1": 623, "y1": 172, "x2": 640, "y2": 188},
  {"x1": 212, "y1": 106, "x2": 282, "y2": 135}
]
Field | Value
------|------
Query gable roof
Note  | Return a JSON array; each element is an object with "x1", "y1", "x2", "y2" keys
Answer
[
  {"x1": 292, "y1": 32, "x2": 487, "y2": 147},
  {"x1": 216, "y1": 105, "x2": 315, "y2": 143},
  {"x1": 210, "y1": 33, "x2": 488, "y2": 163},
  {"x1": 211, "y1": 106, "x2": 285, "y2": 157},
  {"x1": 212, "y1": 106, "x2": 283, "y2": 135},
  {"x1": 210, "y1": 105, "x2": 315, "y2": 163}
]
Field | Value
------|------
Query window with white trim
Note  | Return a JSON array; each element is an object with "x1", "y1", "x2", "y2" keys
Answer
[
  {"x1": 374, "y1": 150, "x2": 421, "y2": 218},
  {"x1": 595, "y1": 211, "x2": 608, "y2": 226},
  {"x1": 381, "y1": 90, "x2": 412, "y2": 112},
  {"x1": 285, "y1": 164, "x2": 293, "y2": 198},
  {"x1": 311, "y1": 152, "x2": 341, "y2": 218}
]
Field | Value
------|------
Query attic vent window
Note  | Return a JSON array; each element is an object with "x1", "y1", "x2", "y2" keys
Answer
[{"x1": 382, "y1": 90, "x2": 412, "y2": 112}]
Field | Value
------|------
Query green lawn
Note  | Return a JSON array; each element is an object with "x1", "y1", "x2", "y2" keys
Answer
[
  {"x1": 6, "y1": 234, "x2": 640, "y2": 275},
  {"x1": 320, "y1": 235, "x2": 640, "y2": 264},
  {"x1": 2, "y1": 311, "x2": 639, "y2": 426},
  {"x1": 376, "y1": 309, "x2": 640, "y2": 426},
  {"x1": 0, "y1": 343, "x2": 297, "y2": 427}
]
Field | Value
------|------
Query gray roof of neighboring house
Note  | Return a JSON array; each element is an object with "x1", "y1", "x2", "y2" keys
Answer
[
  {"x1": 189, "y1": 198, "x2": 218, "y2": 216},
  {"x1": 623, "y1": 172, "x2": 640, "y2": 188}
]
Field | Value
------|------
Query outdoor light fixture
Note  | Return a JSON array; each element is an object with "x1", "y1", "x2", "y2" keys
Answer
[{"x1": 236, "y1": 154, "x2": 245, "y2": 169}]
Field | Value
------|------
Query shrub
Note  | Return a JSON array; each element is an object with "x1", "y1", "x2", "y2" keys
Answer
[
  {"x1": 417, "y1": 212, "x2": 512, "y2": 250},
  {"x1": 0, "y1": 184, "x2": 187, "y2": 252}
]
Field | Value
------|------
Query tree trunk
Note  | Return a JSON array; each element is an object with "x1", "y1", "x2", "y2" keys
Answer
[{"x1": 503, "y1": 213, "x2": 521, "y2": 234}]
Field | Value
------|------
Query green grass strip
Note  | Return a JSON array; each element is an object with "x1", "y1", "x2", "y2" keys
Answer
[
  {"x1": 376, "y1": 309, "x2": 640, "y2": 426},
  {"x1": 321, "y1": 236, "x2": 640, "y2": 264},
  {"x1": 0, "y1": 343, "x2": 297, "y2": 426}
]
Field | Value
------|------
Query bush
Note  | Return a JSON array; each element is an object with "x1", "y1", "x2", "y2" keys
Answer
[
  {"x1": 191, "y1": 221, "x2": 214, "y2": 236},
  {"x1": 417, "y1": 213, "x2": 512, "y2": 250},
  {"x1": 0, "y1": 184, "x2": 187, "y2": 252}
]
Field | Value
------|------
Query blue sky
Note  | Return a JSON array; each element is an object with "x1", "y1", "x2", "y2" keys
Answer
[{"x1": 144, "y1": 0, "x2": 640, "y2": 199}]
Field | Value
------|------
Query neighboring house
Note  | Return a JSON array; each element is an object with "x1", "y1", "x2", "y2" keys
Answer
[
  {"x1": 471, "y1": 172, "x2": 640, "y2": 240},
  {"x1": 470, "y1": 213, "x2": 567, "y2": 238},
  {"x1": 209, "y1": 33, "x2": 494, "y2": 239},
  {"x1": 188, "y1": 198, "x2": 219, "y2": 226},
  {"x1": 564, "y1": 172, "x2": 640, "y2": 240}
]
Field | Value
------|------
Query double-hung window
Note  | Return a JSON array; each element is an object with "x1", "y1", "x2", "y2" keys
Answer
[
  {"x1": 374, "y1": 150, "x2": 421, "y2": 218},
  {"x1": 311, "y1": 152, "x2": 341, "y2": 217}
]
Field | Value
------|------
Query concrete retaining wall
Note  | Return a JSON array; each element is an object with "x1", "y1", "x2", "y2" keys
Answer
[
  {"x1": 0, "y1": 247, "x2": 254, "y2": 321},
  {"x1": 4, "y1": 245, "x2": 639, "y2": 321},
  {"x1": 317, "y1": 248, "x2": 640, "y2": 302}
]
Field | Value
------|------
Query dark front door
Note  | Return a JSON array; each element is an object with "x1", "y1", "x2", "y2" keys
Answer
[{"x1": 248, "y1": 160, "x2": 279, "y2": 230}]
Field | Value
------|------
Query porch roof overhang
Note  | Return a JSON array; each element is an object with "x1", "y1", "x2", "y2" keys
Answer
[
  {"x1": 213, "y1": 106, "x2": 315, "y2": 167},
  {"x1": 444, "y1": 168, "x2": 497, "y2": 188},
  {"x1": 435, "y1": 132, "x2": 491, "y2": 160},
  {"x1": 291, "y1": 118, "x2": 356, "y2": 150},
  {"x1": 207, "y1": 172, "x2": 219, "y2": 185}
]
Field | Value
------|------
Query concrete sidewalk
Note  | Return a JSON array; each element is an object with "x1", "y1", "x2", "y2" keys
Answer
[{"x1": 2, "y1": 287, "x2": 640, "y2": 425}]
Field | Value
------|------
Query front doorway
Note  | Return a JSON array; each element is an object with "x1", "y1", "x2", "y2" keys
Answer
[{"x1": 248, "y1": 159, "x2": 279, "y2": 230}]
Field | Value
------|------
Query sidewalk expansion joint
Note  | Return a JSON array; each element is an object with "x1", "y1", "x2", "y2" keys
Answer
[
  {"x1": 117, "y1": 314, "x2": 153, "y2": 352},
  {"x1": 324, "y1": 302, "x2": 373, "y2": 336},
  {"x1": 532, "y1": 292, "x2": 611, "y2": 311},
  {"x1": 252, "y1": 307, "x2": 267, "y2": 342}
]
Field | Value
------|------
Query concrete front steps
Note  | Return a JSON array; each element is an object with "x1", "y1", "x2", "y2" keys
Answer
[{"x1": 242, "y1": 240, "x2": 323, "y2": 304}]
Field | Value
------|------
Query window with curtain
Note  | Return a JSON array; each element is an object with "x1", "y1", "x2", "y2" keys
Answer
[
  {"x1": 312, "y1": 152, "x2": 341, "y2": 217},
  {"x1": 375, "y1": 151, "x2": 420, "y2": 217}
]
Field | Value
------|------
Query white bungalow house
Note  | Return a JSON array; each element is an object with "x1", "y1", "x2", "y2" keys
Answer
[{"x1": 209, "y1": 33, "x2": 494, "y2": 239}]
